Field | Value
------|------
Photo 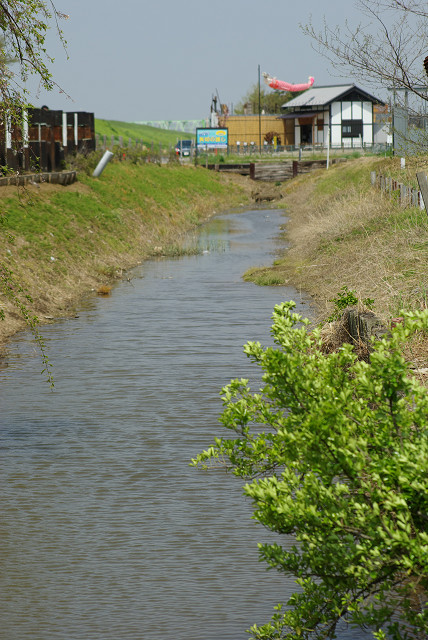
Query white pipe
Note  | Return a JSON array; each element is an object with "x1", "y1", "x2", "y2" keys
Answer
[
  {"x1": 22, "y1": 110, "x2": 29, "y2": 148},
  {"x1": 92, "y1": 150, "x2": 114, "y2": 177},
  {"x1": 62, "y1": 112, "x2": 67, "y2": 147},
  {"x1": 5, "y1": 115, "x2": 12, "y2": 149},
  {"x1": 326, "y1": 125, "x2": 330, "y2": 170}
]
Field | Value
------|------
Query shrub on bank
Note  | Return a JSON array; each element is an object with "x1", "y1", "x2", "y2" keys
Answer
[{"x1": 193, "y1": 301, "x2": 428, "y2": 640}]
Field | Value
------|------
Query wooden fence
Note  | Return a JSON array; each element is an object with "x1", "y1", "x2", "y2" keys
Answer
[
  {"x1": 370, "y1": 171, "x2": 426, "y2": 210},
  {"x1": 0, "y1": 108, "x2": 95, "y2": 174},
  {"x1": 0, "y1": 170, "x2": 77, "y2": 187}
]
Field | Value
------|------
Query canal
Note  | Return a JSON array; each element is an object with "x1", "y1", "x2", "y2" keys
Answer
[{"x1": 0, "y1": 208, "x2": 366, "y2": 640}]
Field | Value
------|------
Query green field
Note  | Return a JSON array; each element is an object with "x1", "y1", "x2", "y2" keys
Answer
[{"x1": 95, "y1": 119, "x2": 193, "y2": 147}]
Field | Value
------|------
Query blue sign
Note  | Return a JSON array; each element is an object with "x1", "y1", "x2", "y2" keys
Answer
[{"x1": 196, "y1": 128, "x2": 228, "y2": 149}]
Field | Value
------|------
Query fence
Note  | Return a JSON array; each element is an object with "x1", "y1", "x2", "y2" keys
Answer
[
  {"x1": 93, "y1": 139, "x2": 392, "y2": 159},
  {"x1": 196, "y1": 142, "x2": 391, "y2": 158},
  {"x1": 392, "y1": 104, "x2": 428, "y2": 156},
  {"x1": 371, "y1": 171, "x2": 426, "y2": 211},
  {"x1": 95, "y1": 135, "x2": 181, "y2": 154},
  {"x1": 96, "y1": 134, "x2": 147, "y2": 151},
  {"x1": 0, "y1": 108, "x2": 95, "y2": 173}
]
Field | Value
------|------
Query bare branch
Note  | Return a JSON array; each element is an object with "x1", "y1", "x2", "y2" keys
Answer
[{"x1": 302, "y1": 0, "x2": 428, "y2": 103}]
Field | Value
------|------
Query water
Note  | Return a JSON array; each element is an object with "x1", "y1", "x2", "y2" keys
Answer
[{"x1": 0, "y1": 209, "x2": 366, "y2": 640}]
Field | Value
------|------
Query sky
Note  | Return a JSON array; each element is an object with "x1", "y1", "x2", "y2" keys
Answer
[{"x1": 24, "y1": 0, "x2": 368, "y2": 123}]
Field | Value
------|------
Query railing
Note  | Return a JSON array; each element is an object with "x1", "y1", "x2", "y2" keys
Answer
[
  {"x1": 229, "y1": 142, "x2": 391, "y2": 156},
  {"x1": 95, "y1": 134, "x2": 174, "y2": 155}
]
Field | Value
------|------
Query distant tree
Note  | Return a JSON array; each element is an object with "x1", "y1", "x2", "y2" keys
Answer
[
  {"x1": 302, "y1": 0, "x2": 428, "y2": 106},
  {"x1": 234, "y1": 84, "x2": 298, "y2": 115}
]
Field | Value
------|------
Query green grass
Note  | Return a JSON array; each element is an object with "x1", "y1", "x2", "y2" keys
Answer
[
  {"x1": 243, "y1": 266, "x2": 285, "y2": 286},
  {"x1": 313, "y1": 160, "x2": 380, "y2": 196},
  {"x1": 0, "y1": 163, "x2": 247, "y2": 266},
  {"x1": 95, "y1": 119, "x2": 193, "y2": 147}
]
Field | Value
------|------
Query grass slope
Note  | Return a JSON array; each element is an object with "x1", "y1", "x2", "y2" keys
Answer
[
  {"x1": 244, "y1": 155, "x2": 428, "y2": 321},
  {"x1": 0, "y1": 162, "x2": 249, "y2": 343},
  {"x1": 95, "y1": 119, "x2": 193, "y2": 147}
]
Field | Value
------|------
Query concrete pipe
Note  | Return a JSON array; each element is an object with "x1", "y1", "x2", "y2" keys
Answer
[{"x1": 93, "y1": 150, "x2": 114, "y2": 177}]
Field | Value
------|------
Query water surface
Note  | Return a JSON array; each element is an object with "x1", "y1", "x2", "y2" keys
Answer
[{"x1": 0, "y1": 209, "x2": 364, "y2": 640}]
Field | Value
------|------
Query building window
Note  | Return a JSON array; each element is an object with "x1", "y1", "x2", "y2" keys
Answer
[{"x1": 342, "y1": 119, "x2": 363, "y2": 138}]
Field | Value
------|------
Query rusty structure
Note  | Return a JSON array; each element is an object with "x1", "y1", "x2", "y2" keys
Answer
[{"x1": 0, "y1": 107, "x2": 95, "y2": 174}]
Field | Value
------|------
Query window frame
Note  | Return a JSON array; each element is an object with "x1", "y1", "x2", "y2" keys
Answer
[{"x1": 341, "y1": 119, "x2": 363, "y2": 138}]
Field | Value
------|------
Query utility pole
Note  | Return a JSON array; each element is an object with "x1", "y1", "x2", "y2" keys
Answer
[{"x1": 258, "y1": 64, "x2": 262, "y2": 154}]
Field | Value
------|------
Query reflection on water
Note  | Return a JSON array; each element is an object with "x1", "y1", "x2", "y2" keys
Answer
[{"x1": 0, "y1": 209, "x2": 368, "y2": 640}]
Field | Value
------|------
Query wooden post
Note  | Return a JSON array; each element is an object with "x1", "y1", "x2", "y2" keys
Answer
[
  {"x1": 258, "y1": 64, "x2": 261, "y2": 154},
  {"x1": 326, "y1": 124, "x2": 330, "y2": 170},
  {"x1": 38, "y1": 123, "x2": 42, "y2": 171},
  {"x1": 293, "y1": 161, "x2": 298, "y2": 178},
  {"x1": 416, "y1": 172, "x2": 428, "y2": 214}
]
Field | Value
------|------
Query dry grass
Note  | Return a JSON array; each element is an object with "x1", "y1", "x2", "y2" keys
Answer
[
  {"x1": 242, "y1": 156, "x2": 428, "y2": 373},
  {"x1": 252, "y1": 157, "x2": 428, "y2": 324}
]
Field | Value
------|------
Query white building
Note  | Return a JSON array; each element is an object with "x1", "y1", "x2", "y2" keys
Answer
[{"x1": 280, "y1": 84, "x2": 388, "y2": 148}]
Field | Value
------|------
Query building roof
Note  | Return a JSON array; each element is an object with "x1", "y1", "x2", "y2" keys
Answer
[{"x1": 282, "y1": 84, "x2": 384, "y2": 110}]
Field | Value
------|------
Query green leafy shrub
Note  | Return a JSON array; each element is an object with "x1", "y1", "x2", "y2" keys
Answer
[
  {"x1": 328, "y1": 285, "x2": 375, "y2": 321},
  {"x1": 193, "y1": 302, "x2": 428, "y2": 640}
]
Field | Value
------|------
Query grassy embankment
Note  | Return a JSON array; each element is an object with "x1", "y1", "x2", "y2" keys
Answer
[
  {"x1": 0, "y1": 161, "x2": 250, "y2": 343},
  {"x1": 94, "y1": 119, "x2": 193, "y2": 146},
  {"x1": 244, "y1": 154, "x2": 428, "y2": 323}
]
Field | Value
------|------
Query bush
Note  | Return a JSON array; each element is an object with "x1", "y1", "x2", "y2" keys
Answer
[{"x1": 193, "y1": 302, "x2": 428, "y2": 640}]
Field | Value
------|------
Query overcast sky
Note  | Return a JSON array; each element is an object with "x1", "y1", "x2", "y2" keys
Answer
[{"x1": 25, "y1": 0, "x2": 369, "y2": 122}]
